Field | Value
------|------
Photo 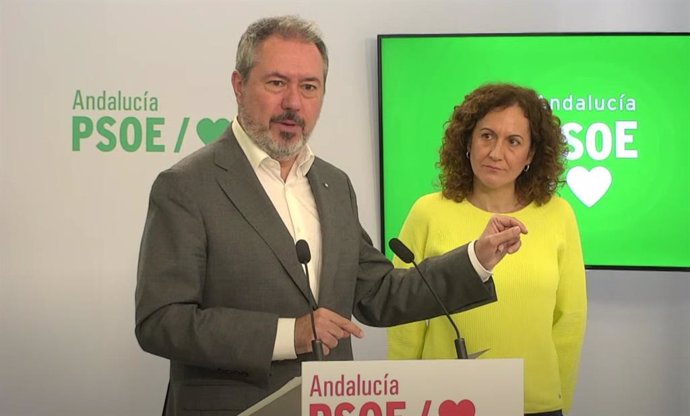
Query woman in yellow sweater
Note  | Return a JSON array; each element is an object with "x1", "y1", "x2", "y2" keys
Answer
[{"x1": 387, "y1": 83, "x2": 587, "y2": 416}]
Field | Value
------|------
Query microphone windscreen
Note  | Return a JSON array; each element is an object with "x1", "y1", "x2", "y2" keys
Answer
[
  {"x1": 389, "y1": 238, "x2": 415, "y2": 264},
  {"x1": 295, "y1": 239, "x2": 311, "y2": 264}
]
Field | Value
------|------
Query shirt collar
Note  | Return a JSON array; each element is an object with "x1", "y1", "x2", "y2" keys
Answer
[{"x1": 232, "y1": 116, "x2": 315, "y2": 177}]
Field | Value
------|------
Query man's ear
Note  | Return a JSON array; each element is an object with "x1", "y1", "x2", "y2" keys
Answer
[{"x1": 231, "y1": 70, "x2": 244, "y2": 99}]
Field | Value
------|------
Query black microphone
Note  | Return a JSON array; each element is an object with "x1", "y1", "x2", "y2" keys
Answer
[
  {"x1": 389, "y1": 238, "x2": 469, "y2": 359},
  {"x1": 295, "y1": 239, "x2": 324, "y2": 361}
]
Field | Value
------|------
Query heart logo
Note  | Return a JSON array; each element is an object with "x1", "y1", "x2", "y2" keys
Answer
[
  {"x1": 566, "y1": 166, "x2": 612, "y2": 207},
  {"x1": 196, "y1": 118, "x2": 230, "y2": 145},
  {"x1": 438, "y1": 399, "x2": 475, "y2": 416}
]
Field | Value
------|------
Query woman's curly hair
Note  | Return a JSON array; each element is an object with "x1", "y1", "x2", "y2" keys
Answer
[{"x1": 438, "y1": 83, "x2": 567, "y2": 206}]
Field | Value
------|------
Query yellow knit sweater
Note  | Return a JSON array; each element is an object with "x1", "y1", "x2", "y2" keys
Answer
[{"x1": 387, "y1": 193, "x2": 587, "y2": 414}]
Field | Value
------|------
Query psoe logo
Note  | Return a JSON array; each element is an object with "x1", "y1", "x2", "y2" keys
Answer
[
  {"x1": 71, "y1": 89, "x2": 229, "y2": 152},
  {"x1": 547, "y1": 93, "x2": 639, "y2": 207},
  {"x1": 309, "y1": 398, "x2": 476, "y2": 416},
  {"x1": 562, "y1": 120, "x2": 637, "y2": 207}
]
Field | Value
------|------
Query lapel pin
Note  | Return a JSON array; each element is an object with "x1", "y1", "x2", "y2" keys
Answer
[{"x1": 323, "y1": 182, "x2": 329, "y2": 188}]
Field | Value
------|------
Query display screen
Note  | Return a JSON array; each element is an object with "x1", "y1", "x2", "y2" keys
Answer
[{"x1": 378, "y1": 33, "x2": 690, "y2": 270}]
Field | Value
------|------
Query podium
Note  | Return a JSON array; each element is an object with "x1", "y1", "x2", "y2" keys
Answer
[
  {"x1": 239, "y1": 359, "x2": 522, "y2": 415},
  {"x1": 238, "y1": 376, "x2": 302, "y2": 416}
]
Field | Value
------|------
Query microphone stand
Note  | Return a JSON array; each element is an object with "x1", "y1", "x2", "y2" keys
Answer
[
  {"x1": 389, "y1": 238, "x2": 469, "y2": 359},
  {"x1": 296, "y1": 240, "x2": 324, "y2": 361}
]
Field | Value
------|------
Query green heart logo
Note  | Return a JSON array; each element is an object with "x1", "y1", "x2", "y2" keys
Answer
[{"x1": 196, "y1": 118, "x2": 230, "y2": 145}]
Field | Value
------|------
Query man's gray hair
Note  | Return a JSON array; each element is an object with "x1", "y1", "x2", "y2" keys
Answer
[{"x1": 236, "y1": 15, "x2": 329, "y2": 83}]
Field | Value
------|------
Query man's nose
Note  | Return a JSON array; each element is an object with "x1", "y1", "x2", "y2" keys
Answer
[{"x1": 281, "y1": 85, "x2": 302, "y2": 111}]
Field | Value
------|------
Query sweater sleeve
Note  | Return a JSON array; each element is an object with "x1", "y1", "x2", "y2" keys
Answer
[
  {"x1": 553, "y1": 201, "x2": 588, "y2": 414},
  {"x1": 387, "y1": 198, "x2": 431, "y2": 359}
]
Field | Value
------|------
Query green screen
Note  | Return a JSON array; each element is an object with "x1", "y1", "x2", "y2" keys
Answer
[{"x1": 379, "y1": 33, "x2": 690, "y2": 270}]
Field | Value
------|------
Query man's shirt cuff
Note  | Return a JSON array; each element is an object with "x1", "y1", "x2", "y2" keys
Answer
[
  {"x1": 469, "y1": 240, "x2": 492, "y2": 283},
  {"x1": 273, "y1": 318, "x2": 298, "y2": 361}
]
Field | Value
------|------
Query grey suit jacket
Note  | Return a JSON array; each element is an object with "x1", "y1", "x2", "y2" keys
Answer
[{"x1": 135, "y1": 126, "x2": 497, "y2": 415}]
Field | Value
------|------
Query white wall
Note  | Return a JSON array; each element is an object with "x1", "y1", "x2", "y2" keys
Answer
[{"x1": 1, "y1": 1, "x2": 688, "y2": 415}]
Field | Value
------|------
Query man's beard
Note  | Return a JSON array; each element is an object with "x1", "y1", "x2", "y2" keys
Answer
[{"x1": 239, "y1": 108, "x2": 309, "y2": 161}]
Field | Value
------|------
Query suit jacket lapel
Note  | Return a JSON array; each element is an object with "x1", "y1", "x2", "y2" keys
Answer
[
  {"x1": 212, "y1": 127, "x2": 312, "y2": 303},
  {"x1": 307, "y1": 162, "x2": 339, "y2": 304}
]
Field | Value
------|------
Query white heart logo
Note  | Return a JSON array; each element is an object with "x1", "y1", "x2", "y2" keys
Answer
[{"x1": 566, "y1": 166, "x2": 612, "y2": 207}]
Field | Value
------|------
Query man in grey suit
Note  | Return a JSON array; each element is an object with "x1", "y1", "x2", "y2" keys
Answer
[{"x1": 135, "y1": 15, "x2": 527, "y2": 415}]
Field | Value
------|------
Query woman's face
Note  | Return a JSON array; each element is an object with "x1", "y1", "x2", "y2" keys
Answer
[{"x1": 469, "y1": 104, "x2": 534, "y2": 194}]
